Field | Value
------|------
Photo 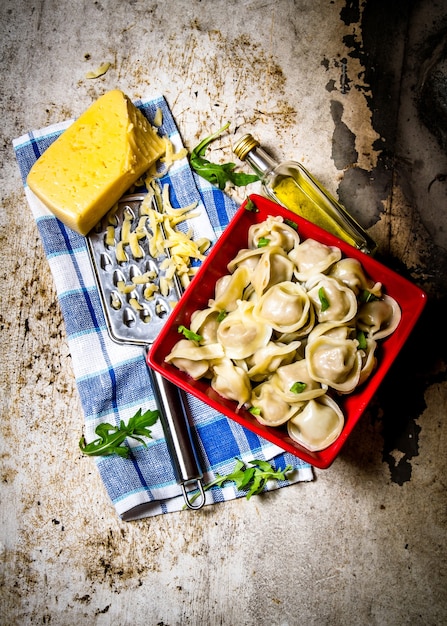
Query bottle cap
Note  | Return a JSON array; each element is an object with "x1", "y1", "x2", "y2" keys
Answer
[{"x1": 233, "y1": 134, "x2": 259, "y2": 161}]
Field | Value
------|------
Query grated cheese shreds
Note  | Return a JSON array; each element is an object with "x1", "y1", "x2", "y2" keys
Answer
[
  {"x1": 121, "y1": 207, "x2": 133, "y2": 244},
  {"x1": 148, "y1": 210, "x2": 166, "y2": 258},
  {"x1": 159, "y1": 138, "x2": 188, "y2": 167},
  {"x1": 107, "y1": 203, "x2": 119, "y2": 226},
  {"x1": 136, "y1": 216, "x2": 149, "y2": 237},
  {"x1": 132, "y1": 271, "x2": 156, "y2": 285},
  {"x1": 85, "y1": 62, "x2": 111, "y2": 79},
  {"x1": 111, "y1": 292, "x2": 122, "y2": 310},
  {"x1": 129, "y1": 297, "x2": 144, "y2": 311},
  {"x1": 153, "y1": 107, "x2": 163, "y2": 128},
  {"x1": 160, "y1": 277, "x2": 171, "y2": 297},
  {"x1": 139, "y1": 189, "x2": 155, "y2": 216},
  {"x1": 107, "y1": 148, "x2": 211, "y2": 311},
  {"x1": 116, "y1": 280, "x2": 136, "y2": 294},
  {"x1": 129, "y1": 231, "x2": 144, "y2": 258},
  {"x1": 115, "y1": 241, "x2": 128, "y2": 263},
  {"x1": 161, "y1": 184, "x2": 200, "y2": 225},
  {"x1": 145, "y1": 138, "x2": 188, "y2": 180},
  {"x1": 196, "y1": 237, "x2": 212, "y2": 255},
  {"x1": 105, "y1": 225, "x2": 115, "y2": 248},
  {"x1": 143, "y1": 284, "x2": 159, "y2": 300}
]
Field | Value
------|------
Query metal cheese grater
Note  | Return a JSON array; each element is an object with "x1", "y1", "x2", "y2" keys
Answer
[{"x1": 87, "y1": 192, "x2": 205, "y2": 510}]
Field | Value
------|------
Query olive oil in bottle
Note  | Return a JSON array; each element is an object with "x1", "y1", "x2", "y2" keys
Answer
[{"x1": 233, "y1": 134, "x2": 377, "y2": 255}]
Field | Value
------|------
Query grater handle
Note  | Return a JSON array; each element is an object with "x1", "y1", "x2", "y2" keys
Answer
[{"x1": 148, "y1": 368, "x2": 205, "y2": 510}]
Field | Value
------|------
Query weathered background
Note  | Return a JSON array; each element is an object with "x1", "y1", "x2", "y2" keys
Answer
[{"x1": 1, "y1": 0, "x2": 446, "y2": 624}]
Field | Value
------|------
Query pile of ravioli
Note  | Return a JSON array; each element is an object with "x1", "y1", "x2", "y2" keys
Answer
[{"x1": 165, "y1": 215, "x2": 401, "y2": 452}]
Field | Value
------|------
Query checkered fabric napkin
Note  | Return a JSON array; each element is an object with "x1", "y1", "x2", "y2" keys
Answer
[{"x1": 13, "y1": 94, "x2": 313, "y2": 520}]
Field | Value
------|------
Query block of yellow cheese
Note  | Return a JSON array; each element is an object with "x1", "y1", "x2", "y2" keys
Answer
[{"x1": 27, "y1": 90, "x2": 166, "y2": 235}]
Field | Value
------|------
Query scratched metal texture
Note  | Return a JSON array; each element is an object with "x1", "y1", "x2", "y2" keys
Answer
[{"x1": 1, "y1": 0, "x2": 446, "y2": 624}]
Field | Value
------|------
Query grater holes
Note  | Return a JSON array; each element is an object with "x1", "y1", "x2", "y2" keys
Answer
[
  {"x1": 104, "y1": 225, "x2": 116, "y2": 249},
  {"x1": 129, "y1": 264, "x2": 141, "y2": 280},
  {"x1": 110, "y1": 290, "x2": 122, "y2": 310},
  {"x1": 100, "y1": 252, "x2": 113, "y2": 271},
  {"x1": 126, "y1": 289, "x2": 139, "y2": 304},
  {"x1": 87, "y1": 193, "x2": 182, "y2": 344},
  {"x1": 123, "y1": 205, "x2": 136, "y2": 221},
  {"x1": 130, "y1": 240, "x2": 145, "y2": 259},
  {"x1": 113, "y1": 268, "x2": 126, "y2": 286},
  {"x1": 122, "y1": 307, "x2": 136, "y2": 328},
  {"x1": 154, "y1": 297, "x2": 169, "y2": 319},
  {"x1": 145, "y1": 259, "x2": 159, "y2": 277},
  {"x1": 115, "y1": 241, "x2": 129, "y2": 265},
  {"x1": 140, "y1": 308, "x2": 152, "y2": 324},
  {"x1": 107, "y1": 213, "x2": 119, "y2": 228}
]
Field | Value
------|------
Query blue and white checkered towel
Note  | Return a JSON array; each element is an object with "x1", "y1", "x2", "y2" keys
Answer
[{"x1": 13, "y1": 94, "x2": 313, "y2": 520}]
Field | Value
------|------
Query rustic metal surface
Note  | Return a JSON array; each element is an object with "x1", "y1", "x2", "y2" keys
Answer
[{"x1": 1, "y1": 0, "x2": 446, "y2": 624}]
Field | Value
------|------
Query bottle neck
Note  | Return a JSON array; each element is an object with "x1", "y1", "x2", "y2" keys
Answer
[{"x1": 243, "y1": 145, "x2": 278, "y2": 180}]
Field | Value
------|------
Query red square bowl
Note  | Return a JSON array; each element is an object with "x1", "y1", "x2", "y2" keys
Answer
[{"x1": 147, "y1": 194, "x2": 427, "y2": 468}]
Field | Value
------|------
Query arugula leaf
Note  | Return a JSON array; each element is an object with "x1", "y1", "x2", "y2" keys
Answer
[
  {"x1": 359, "y1": 289, "x2": 379, "y2": 304},
  {"x1": 257, "y1": 237, "x2": 270, "y2": 248},
  {"x1": 245, "y1": 198, "x2": 259, "y2": 212},
  {"x1": 217, "y1": 310, "x2": 228, "y2": 322},
  {"x1": 190, "y1": 122, "x2": 259, "y2": 190},
  {"x1": 357, "y1": 329, "x2": 368, "y2": 350},
  {"x1": 79, "y1": 408, "x2": 159, "y2": 458},
  {"x1": 178, "y1": 325, "x2": 203, "y2": 342},
  {"x1": 290, "y1": 381, "x2": 307, "y2": 394},
  {"x1": 318, "y1": 286, "x2": 330, "y2": 312},
  {"x1": 284, "y1": 218, "x2": 298, "y2": 229},
  {"x1": 249, "y1": 406, "x2": 261, "y2": 416},
  {"x1": 184, "y1": 457, "x2": 294, "y2": 507}
]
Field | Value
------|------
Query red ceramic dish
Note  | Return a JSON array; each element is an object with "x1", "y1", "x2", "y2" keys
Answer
[{"x1": 147, "y1": 194, "x2": 427, "y2": 469}]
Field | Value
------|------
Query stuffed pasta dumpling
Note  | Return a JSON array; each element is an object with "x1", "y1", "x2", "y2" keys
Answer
[
  {"x1": 248, "y1": 215, "x2": 300, "y2": 252},
  {"x1": 190, "y1": 308, "x2": 221, "y2": 344},
  {"x1": 250, "y1": 381, "x2": 303, "y2": 426},
  {"x1": 287, "y1": 395, "x2": 344, "y2": 451},
  {"x1": 208, "y1": 265, "x2": 251, "y2": 312},
  {"x1": 356, "y1": 294, "x2": 401, "y2": 339},
  {"x1": 246, "y1": 340, "x2": 301, "y2": 382},
  {"x1": 164, "y1": 339, "x2": 224, "y2": 379},
  {"x1": 270, "y1": 358, "x2": 328, "y2": 403},
  {"x1": 253, "y1": 281, "x2": 312, "y2": 333},
  {"x1": 306, "y1": 274, "x2": 357, "y2": 325},
  {"x1": 216, "y1": 300, "x2": 272, "y2": 359},
  {"x1": 211, "y1": 358, "x2": 252, "y2": 408},
  {"x1": 329, "y1": 257, "x2": 382, "y2": 297},
  {"x1": 251, "y1": 246, "x2": 295, "y2": 297},
  {"x1": 290, "y1": 238, "x2": 341, "y2": 281},
  {"x1": 305, "y1": 330, "x2": 362, "y2": 393}
]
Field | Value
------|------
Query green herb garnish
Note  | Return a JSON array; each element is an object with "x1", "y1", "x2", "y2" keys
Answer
[
  {"x1": 284, "y1": 218, "x2": 298, "y2": 229},
  {"x1": 318, "y1": 286, "x2": 330, "y2": 311},
  {"x1": 79, "y1": 408, "x2": 159, "y2": 458},
  {"x1": 217, "y1": 310, "x2": 228, "y2": 322},
  {"x1": 257, "y1": 237, "x2": 270, "y2": 248},
  {"x1": 245, "y1": 198, "x2": 259, "y2": 212},
  {"x1": 190, "y1": 122, "x2": 260, "y2": 190},
  {"x1": 249, "y1": 406, "x2": 261, "y2": 416},
  {"x1": 185, "y1": 458, "x2": 294, "y2": 507},
  {"x1": 357, "y1": 330, "x2": 368, "y2": 350},
  {"x1": 290, "y1": 381, "x2": 307, "y2": 394},
  {"x1": 359, "y1": 289, "x2": 379, "y2": 304},
  {"x1": 178, "y1": 325, "x2": 203, "y2": 342}
]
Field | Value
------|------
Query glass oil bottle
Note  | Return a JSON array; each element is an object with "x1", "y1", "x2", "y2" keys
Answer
[{"x1": 233, "y1": 134, "x2": 377, "y2": 255}]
